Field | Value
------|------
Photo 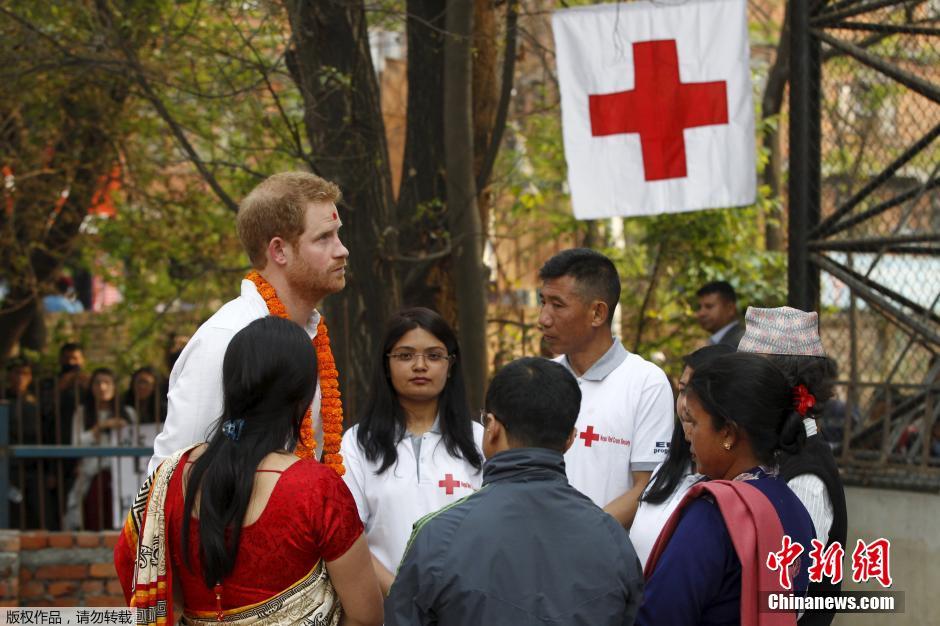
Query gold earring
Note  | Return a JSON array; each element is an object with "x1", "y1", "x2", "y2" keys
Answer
[{"x1": 723, "y1": 442, "x2": 731, "y2": 451}]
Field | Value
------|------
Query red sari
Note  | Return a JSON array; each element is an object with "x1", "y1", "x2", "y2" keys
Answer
[{"x1": 114, "y1": 448, "x2": 363, "y2": 624}]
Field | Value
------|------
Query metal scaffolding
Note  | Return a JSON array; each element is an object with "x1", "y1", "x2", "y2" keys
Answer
[{"x1": 789, "y1": 0, "x2": 940, "y2": 490}]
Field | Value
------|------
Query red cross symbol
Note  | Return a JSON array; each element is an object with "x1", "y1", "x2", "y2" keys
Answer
[
  {"x1": 588, "y1": 39, "x2": 729, "y2": 181},
  {"x1": 580, "y1": 425, "x2": 601, "y2": 447},
  {"x1": 438, "y1": 473, "x2": 461, "y2": 495}
]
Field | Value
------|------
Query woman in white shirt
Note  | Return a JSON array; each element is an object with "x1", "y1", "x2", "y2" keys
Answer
[
  {"x1": 629, "y1": 345, "x2": 732, "y2": 567},
  {"x1": 341, "y1": 307, "x2": 484, "y2": 594},
  {"x1": 65, "y1": 367, "x2": 134, "y2": 530}
]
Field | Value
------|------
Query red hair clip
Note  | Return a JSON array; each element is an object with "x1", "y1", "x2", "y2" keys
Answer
[{"x1": 793, "y1": 384, "x2": 816, "y2": 417}]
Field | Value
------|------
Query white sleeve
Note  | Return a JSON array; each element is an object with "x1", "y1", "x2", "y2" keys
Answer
[
  {"x1": 630, "y1": 365, "x2": 676, "y2": 472},
  {"x1": 147, "y1": 328, "x2": 233, "y2": 475},
  {"x1": 787, "y1": 473, "x2": 834, "y2": 545},
  {"x1": 470, "y1": 422, "x2": 485, "y2": 486},
  {"x1": 73, "y1": 407, "x2": 95, "y2": 446},
  {"x1": 340, "y1": 427, "x2": 371, "y2": 526},
  {"x1": 119, "y1": 407, "x2": 139, "y2": 446}
]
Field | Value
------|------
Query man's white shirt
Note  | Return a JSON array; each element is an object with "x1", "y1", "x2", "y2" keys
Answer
[
  {"x1": 341, "y1": 420, "x2": 484, "y2": 572},
  {"x1": 147, "y1": 279, "x2": 322, "y2": 475},
  {"x1": 709, "y1": 320, "x2": 740, "y2": 345},
  {"x1": 555, "y1": 342, "x2": 674, "y2": 508}
]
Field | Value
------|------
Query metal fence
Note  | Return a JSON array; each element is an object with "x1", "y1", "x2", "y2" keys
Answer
[
  {"x1": 789, "y1": 0, "x2": 940, "y2": 489},
  {"x1": 0, "y1": 371, "x2": 162, "y2": 531}
]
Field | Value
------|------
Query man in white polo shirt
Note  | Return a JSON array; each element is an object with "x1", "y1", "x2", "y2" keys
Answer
[{"x1": 538, "y1": 248, "x2": 673, "y2": 527}]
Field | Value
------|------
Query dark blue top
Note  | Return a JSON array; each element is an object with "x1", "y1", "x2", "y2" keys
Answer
[
  {"x1": 385, "y1": 447, "x2": 644, "y2": 626},
  {"x1": 637, "y1": 467, "x2": 815, "y2": 626}
]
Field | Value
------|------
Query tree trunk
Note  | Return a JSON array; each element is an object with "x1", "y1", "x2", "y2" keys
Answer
[
  {"x1": 395, "y1": 0, "x2": 504, "y2": 382},
  {"x1": 0, "y1": 299, "x2": 40, "y2": 363},
  {"x1": 472, "y1": 0, "x2": 499, "y2": 230},
  {"x1": 283, "y1": 0, "x2": 401, "y2": 422},
  {"x1": 444, "y1": 1, "x2": 487, "y2": 408},
  {"x1": 397, "y1": 0, "x2": 448, "y2": 308},
  {"x1": 760, "y1": 3, "x2": 791, "y2": 252}
]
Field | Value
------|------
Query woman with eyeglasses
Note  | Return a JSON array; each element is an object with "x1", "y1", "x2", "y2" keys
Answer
[{"x1": 341, "y1": 307, "x2": 484, "y2": 595}]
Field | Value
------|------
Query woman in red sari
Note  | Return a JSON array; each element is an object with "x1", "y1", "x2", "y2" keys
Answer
[{"x1": 114, "y1": 316, "x2": 382, "y2": 626}]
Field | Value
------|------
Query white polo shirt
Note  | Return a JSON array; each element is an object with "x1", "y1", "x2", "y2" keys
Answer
[
  {"x1": 556, "y1": 341, "x2": 674, "y2": 508},
  {"x1": 341, "y1": 420, "x2": 484, "y2": 572}
]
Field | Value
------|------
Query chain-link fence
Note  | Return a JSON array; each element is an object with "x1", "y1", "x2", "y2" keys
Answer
[{"x1": 794, "y1": 0, "x2": 940, "y2": 489}]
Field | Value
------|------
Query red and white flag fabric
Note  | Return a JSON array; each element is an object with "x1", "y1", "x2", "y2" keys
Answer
[{"x1": 553, "y1": 0, "x2": 756, "y2": 219}]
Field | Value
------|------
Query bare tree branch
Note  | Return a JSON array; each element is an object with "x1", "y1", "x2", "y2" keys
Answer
[
  {"x1": 99, "y1": 3, "x2": 239, "y2": 213},
  {"x1": 225, "y1": 11, "x2": 309, "y2": 165},
  {"x1": 476, "y1": 0, "x2": 519, "y2": 193}
]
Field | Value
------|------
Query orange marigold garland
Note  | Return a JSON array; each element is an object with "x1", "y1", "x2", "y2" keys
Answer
[
  {"x1": 314, "y1": 320, "x2": 345, "y2": 475},
  {"x1": 246, "y1": 271, "x2": 345, "y2": 476}
]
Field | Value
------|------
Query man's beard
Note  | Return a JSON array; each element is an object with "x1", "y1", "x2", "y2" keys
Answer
[{"x1": 285, "y1": 258, "x2": 342, "y2": 303}]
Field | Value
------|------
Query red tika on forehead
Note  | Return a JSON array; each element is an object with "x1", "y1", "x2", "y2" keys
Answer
[{"x1": 332, "y1": 211, "x2": 337, "y2": 220}]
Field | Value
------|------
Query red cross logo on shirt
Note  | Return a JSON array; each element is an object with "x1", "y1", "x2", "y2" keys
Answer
[
  {"x1": 438, "y1": 473, "x2": 461, "y2": 495},
  {"x1": 588, "y1": 39, "x2": 729, "y2": 181},
  {"x1": 579, "y1": 425, "x2": 601, "y2": 447}
]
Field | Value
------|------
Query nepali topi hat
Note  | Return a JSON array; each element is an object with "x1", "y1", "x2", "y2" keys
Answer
[{"x1": 738, "y1": 306, "x2": 827, "y2": 357}]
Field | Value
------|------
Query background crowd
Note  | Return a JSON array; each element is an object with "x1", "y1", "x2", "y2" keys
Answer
[{"x1": 0, "y1": 341, "x2": 169, "y2": 531}]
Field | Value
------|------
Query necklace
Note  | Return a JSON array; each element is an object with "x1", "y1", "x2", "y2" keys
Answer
[{"x1": 246, "y1": 271, "x2": 345, "y2": 476}]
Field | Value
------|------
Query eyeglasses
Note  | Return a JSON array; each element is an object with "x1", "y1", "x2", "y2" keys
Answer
[{"x1": 386, "y1": 351, "x2": 454, "y2": 364}]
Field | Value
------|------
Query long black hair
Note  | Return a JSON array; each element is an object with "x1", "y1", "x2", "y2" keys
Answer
[
  {"x1": 641, "y1": 419, "x2": 692, "y2": 504},
  {"x1": 641, "y1": 345, "x2": 735, "y2": 504},
  {"x1": 689, "y1": 352, "x2": 806, "y2": 467},
  {"x1": 122, "y1": 366, "x2": 160, "y2": 423},
  {"x1": 357, "y1": 307, "x2": 483, "y2": 474},
  {"x1": 81, "y1": 367, "x2": 127, "y2": 429},
  {"x1": 182, "y1": 316, "x2": 317, "y2": 587},
  {"x1": 766, "y1": 355, "x2": 838, "y2": 418}
]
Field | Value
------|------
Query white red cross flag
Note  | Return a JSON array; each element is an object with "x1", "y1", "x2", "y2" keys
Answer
[{"x1": 552, "y1": 0, "x2": 756, "y2": 219}]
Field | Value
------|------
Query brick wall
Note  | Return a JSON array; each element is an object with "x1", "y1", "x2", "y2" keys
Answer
[{"x1": 0, "y1": 530, "x2": 125, "y2": 607}]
